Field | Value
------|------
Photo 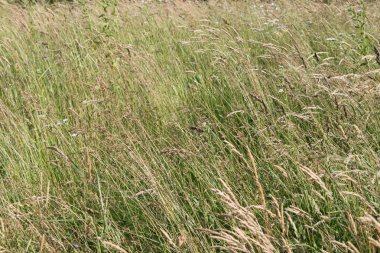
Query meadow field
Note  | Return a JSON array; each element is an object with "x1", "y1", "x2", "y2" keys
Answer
[{"x1": 0, "y1": 0, "x2": 380, "y2": 252}]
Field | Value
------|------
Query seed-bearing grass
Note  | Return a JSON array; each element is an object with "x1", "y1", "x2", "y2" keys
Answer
[{"x1": 0, "y1": 0, "x2": 380, "y2": 252}]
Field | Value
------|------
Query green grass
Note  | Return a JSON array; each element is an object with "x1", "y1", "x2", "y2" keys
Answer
[{"x1": 0, "y1": 0, "x2": 380, "y2": 252}]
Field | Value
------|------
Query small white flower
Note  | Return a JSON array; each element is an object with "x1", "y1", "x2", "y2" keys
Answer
[
  {"x1": 56, "y1": 118, "x2": 69, "y2": 126},
  {"x1": 356, "y1": 8, "x2": 363, "y2": 13}
]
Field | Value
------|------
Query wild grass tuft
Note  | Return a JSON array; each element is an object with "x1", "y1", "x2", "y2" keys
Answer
[{"x1": 0, "y1": 0, "x2": 380, "y2": 252}]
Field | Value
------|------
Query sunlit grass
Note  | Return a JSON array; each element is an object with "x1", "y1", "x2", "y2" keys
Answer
[{"x1": 0, "y1": 0, "x2": 380, "y2": 252}]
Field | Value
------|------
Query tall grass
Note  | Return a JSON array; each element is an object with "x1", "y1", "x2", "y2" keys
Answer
[{"x1": 0, "y1": 0, "x2": 380, "y2": 252}]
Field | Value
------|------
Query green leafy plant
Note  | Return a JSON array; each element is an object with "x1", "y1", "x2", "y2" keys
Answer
[
  {"x1": 349, "y1": 1, "x2": 371, "y2": 55},
  {"x1": 99, "y1": 0, "x2": 118, "y2": 36}
]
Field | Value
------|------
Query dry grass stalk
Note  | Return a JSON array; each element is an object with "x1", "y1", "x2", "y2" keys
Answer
[
  {"x1": 282, "y1": 238, "x2": 293, "y2": 253},
  {"x1": 346, "y1": 213, "x2": 357, "y2": 236},
  {"x1": 273, "y1": 165, "x2": 288, "y2": 178},
  {"x1": 299, "y1": 165, "x2": 332, "y2": 197},
  {"x1": 85, "y1": 148, "x2": 93, "y2": 182},
  {"x1": 340, "y1": 192, "x2": 377, "y2": 215},
  {"x1": 369, "y1": 238, "x2": 380, "y2": 249},
  {"x1": 101, "y1": 240, "x2": 129, "y2": 253},
  {"x1": 285, "y1": 212, "x2": 299, "y2": 239},
  {"x1": 207, "y1": 179, "x2": 276, "y2": 253},
  {"x1": 160, "y1": 148, "x2": 195, "y2": 158},
  {"x1": 331, "y1": 240, "x2": 360, "y2": 253},
  {"x1": 279, "y1": 205, "x2": 286, "y2": 237},
  {"x1": 225, "y1": 141, "x2": 247, "y2": 163},
  {"x1": 286, "y1": 206, "x2": 311, "y2": 220},
  {"x1": 359, "y1": 214, "x2": 380, "y2": 234},
  {"x1": 346, "y1": 242, "x2": 360, "y2": 253},
  {"x1": 160, "y1": 229, "x2": 178, "y2": 250},
  {"x1": 39, "y1": 234, "x2": 45, "y2": 253},
  {"x1": 246, "y1": 146, "x2": 270, "y2": 235}
]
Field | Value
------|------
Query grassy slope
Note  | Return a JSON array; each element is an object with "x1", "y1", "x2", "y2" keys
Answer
[{"x1": 0, "y1": 0, "x2": 380, "y2": 252}]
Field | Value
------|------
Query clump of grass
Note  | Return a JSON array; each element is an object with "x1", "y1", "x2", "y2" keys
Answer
[{"x1": 0, "y1": 0, "x2": 380, "y2": 252}]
